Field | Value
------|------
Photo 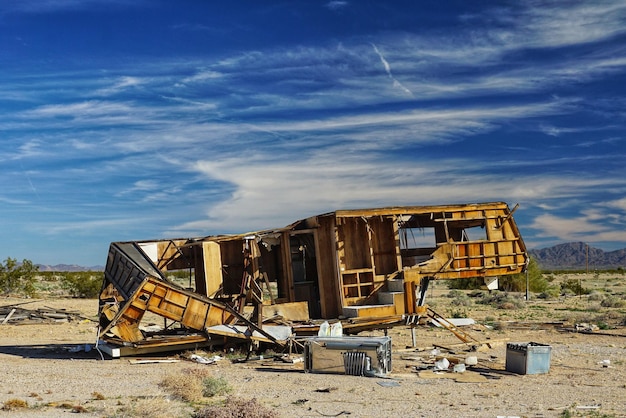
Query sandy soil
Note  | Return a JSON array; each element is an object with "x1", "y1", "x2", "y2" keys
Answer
[{"x1": 1, "y1": 298, "x2": 625, "y2": 418}]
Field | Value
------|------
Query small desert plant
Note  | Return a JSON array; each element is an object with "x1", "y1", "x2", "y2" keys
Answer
[
  {"x1": 110, "y1": 396, "x2": 188, "y2": 418},
  {"x1": 2, "y1": 398, "x2": 28, "y2": 411},
  {"x1": 446, "y1": 290, "x2": 465, "y2": 299},
  {"x1": 561, "y1": 279, "x2": 591, "y2": 296},
  {"x1": 587, "y1": 291, "x2": 604, "y2": 301},
  {"x1": 92, "y1": 391, "x2": 106, "y2": 400},
  {"x1": 600, "y1": 296, "x2": 626, "y2": 308},
  {"x1": 446, "y1": 289, "x2": 473, "y2": 307},
  {"x1": 537, "y1": 286, "x2": 560, "y2": 299},
  {"x1": 202, "y1": 376, "x2": 232, "y2": 398},
  {"x1": 449, "y1": 308, "x2": 469, "y2": 318},
  {"x1": 193, "y1": 396, "x2": 278, "y2": 418},
  {"x1": 478, "y1": 292, "x2": 524, "y2": 310}
]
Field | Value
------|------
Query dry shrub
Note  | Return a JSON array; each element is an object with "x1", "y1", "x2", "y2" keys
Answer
[
  {"x1": 193, "y1": 396, "x2": 278, "y2": 418},
  {"x1": 112, "y1": 397, "x2": 189, "y2": 418},
  {"x1": 160, "y1": 367, "x2": 212, "y2": 402},
  {"x1": 92, "y1": 391, "x2": 106, "y2": 400},
  {"x1": 600, "y1": 296, "x2": 626, "y2": 308},
  {"x1": 2, "y1": 399, "x2": 28, "y2": 411},
  {"x1": 478, "y1": 292, "x2": 524, "y2": 310},
  {"x1": 72, "y1": 405, "x2": 88, "y2": 413}
]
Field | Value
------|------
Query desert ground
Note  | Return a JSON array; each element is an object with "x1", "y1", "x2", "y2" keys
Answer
[{"x1": 1, "y1": 273, "x2": 625, "y2": 418}]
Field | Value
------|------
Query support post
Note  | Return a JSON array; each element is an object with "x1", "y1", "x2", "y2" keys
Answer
[{"x1": 417, "y1": 277, "x2": 431, "y2": 306}]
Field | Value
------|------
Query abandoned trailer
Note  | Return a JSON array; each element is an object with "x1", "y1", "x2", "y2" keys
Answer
[{"x1": 97, "y1": 201, "x2": 528, "y2": 357}]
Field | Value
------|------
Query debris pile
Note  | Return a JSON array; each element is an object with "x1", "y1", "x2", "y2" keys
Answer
[{"x1": 0, "y1": 303, "x2": 88, "y2": 325}]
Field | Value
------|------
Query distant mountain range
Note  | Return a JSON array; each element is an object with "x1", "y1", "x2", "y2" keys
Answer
[
  {"x1": 36, "y1": 264, "x2": 104, "y2": 272},
  {"x1": 34, "y1": 242, "x2": 625, "y2": 272},
  {"x1": 529, "y1": 242, "x2": 626, "y2": 270}
]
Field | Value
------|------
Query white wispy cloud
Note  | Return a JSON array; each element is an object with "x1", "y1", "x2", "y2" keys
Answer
[
  {"x1": 529, "y1": 211, "x2": 625, "y2": 244},
  {"x1": 371, "y1": 43, "x2": 413, "y2": 96},
  {"x1": 95, "y1": 76, "x2": 145, "y2": 96},
  {"x1": 326, "y1": 1, "x2": 348, "y2": 12}
]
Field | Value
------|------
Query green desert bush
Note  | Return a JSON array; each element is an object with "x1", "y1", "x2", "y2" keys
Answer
[
  {"x1": 202, "y1": 376, "x2": 232, "y2": 398},
  {"x1": 60, "y1": 272, "x2": 102, "y2": 298},
  {"x1": 600, "y1": 296, "x2": 626, "y2": 308},
  {"x1": 446, "y1": 290, "x2": 472, "y2": 307},
  {"x1": 0, "y1": 258, "x2": 38, "y2": 296},
  {"x1": 500, "y1": 258, "x2": 547, "y2": 293},
  {"x1": 537, "y1": 286, "x2": 560, "y2": 299},
  {"x1": 587, "y1": 291, "x2": 604, "y2": 301},
  {"x1": 561, "y1": 278, "x2": 591, "y2": 296},
  {"x1": 478, "y1": 291, "x2": 524, "y2": 310}
]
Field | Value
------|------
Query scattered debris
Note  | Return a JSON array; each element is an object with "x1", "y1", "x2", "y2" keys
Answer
[
  {"x1": 505, "y1": 342, "x2": 552, "y2": 375},
  {"x1": 313, "y1": 409, "x2": 351, "y2": 417},
  {"x1": 128, "y1": 358, "x2": 180, "y2": 364},
  {"x1": 377, "y1": 380, "x2": 400, "y2": 387},
  {"x1": 453, "y1": 363, "x2": 466, "y2": 373},
  {"x1": 576, "y1": 404, "x2": 601, "y2": 410},
  {"x1": 314, "y1": 387, "x2": 338, "y2": 393},
  {"x1": 304, "y1": 336, "x2": 392, "y2": 377},
  {"x1": 434, "y1": 358, "x2": 450, "y2": 371},
  {"x1": 67, "y1": 344, "x2": 93, "y2": 353},
  {"x1": 189, "y1": 354, "x2": 221, "y2": 365},
  {"x1": 575, "y1": 323, "x2": 599, "y2": 332},
  {"x1": 0, "y1": 304, "x2": 89, "y2": 325}
]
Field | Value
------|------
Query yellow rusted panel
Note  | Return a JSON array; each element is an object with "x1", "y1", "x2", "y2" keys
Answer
[
  {"x1": 164, "y1": 288, "x2": 188, "y2": 307},
  {"x1": 202, "y1": 241, "x2": 223, "y2": 297},
  {"x1": 182, "y1": 298, "x2": 210, "y2": 329},
  {"x1": 352, "y1": 305, "x2": 397, "y2": 318},
  {"x1": 110, "y1": 320, "x2": 143, "y2": 342}
]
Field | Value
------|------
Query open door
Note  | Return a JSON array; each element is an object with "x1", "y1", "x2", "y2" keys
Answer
[{"x1": 290, "y1": 233, "x2": 321, "y2": 318}]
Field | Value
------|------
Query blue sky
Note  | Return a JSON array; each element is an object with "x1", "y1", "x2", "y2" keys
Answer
[{"x1": 1, "y1": 1, "x2": 625, "y2": 266}]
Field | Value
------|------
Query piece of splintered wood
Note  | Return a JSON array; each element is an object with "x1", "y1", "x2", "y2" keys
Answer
[{"x1": 1, "y1": 308, "x2": 17, "y2": 324}]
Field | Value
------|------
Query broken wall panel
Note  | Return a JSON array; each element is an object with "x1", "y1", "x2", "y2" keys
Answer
[{"x1": 100, "y1": 243, "x2": 236, "y2": 343}]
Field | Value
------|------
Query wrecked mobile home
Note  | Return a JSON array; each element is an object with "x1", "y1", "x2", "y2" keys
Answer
[{"x1": 98, "y1": 201, "x2": 527, "y2": 357}]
